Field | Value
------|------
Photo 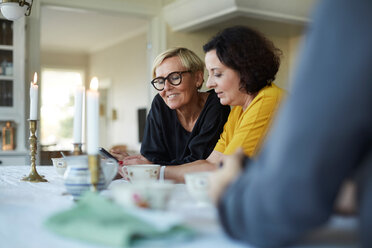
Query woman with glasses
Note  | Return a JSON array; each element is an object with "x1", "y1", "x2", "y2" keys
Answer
[
  {"x1": 111, "y1": 47, "x2": 230, "y2": 169},
  {"x1": 163, "y1": 26, "x2": 285, "y2": 182}
]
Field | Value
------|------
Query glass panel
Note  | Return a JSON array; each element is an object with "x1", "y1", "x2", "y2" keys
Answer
[
  {"x1": 0, "y1": 50, "x2": 13, "y2": 76},
  {"x1": 0, "y1": 19, "x2": 13, "y2": 46},
  {"x1": 40, "y1": 69, "x2": 85, "y2": 150},
  {"x1": 0, "y1": 80, "x2": 13, "y2": 106}
]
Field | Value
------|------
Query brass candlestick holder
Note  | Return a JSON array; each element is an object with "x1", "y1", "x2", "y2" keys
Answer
[
  {"x1": 73, "y1": 143, "x2": 83, "y2": 155},
  {"x1": 22, "y1": 120, "x2": 47, "y2": 182},
  {"x1": 88, "y1": 154, "x2": 100, "y2": 191}
]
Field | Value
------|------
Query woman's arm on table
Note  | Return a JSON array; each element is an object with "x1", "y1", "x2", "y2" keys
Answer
[{"x1": 164, "y1": 150, "x2": 224, "y2": 183}]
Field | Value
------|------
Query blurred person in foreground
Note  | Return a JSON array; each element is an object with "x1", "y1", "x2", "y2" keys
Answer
[
  {"x1": 162, "y1": 26, "x2": 285, "y2": 182},
  {"x1": 209, "y1": 0, "x2": 372, "y2": 247},
  {"x1": 111, "y1": 47, "x2": 230, "y2": 171}
]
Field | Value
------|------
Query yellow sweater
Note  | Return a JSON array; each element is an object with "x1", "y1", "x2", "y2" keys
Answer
[{"x1": 214, "y1": 83, "x2": 284, "y2": 157}]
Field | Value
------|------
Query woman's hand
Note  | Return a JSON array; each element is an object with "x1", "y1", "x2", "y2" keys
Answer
[
  {"x1": 122, "y1": 155, "x2": 152, "y2": 165},
  {"x1": 208, "y1": 148, "x2": 246, "y2": 204},
  {"x1": 109, "y1": 149, "x2": 129, "y2": 161},
  {"x1": 334, "y1": 180, "x2": 357, "y2": 216},
  {"x1": 110, "y1": 149, "x2": 130, "y2": 179}
]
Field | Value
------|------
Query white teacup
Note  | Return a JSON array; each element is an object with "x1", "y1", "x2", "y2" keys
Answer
[
  {"x1": 51, "y1": 157, "x2": 67, "y2": 176},
  {"x1": 184, "y1": 171, "x2": 212, "y2": 205},
  {"x1": 112, "y1": 180, "x2": 175, "y2": 210},
  {"x1": 123, "y1": 164, "x2": 160, "y2": 182}
]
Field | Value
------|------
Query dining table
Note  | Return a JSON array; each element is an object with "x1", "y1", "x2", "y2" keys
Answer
[{"x1": 0, "y1": 165, "x2": 360, "y2": 248}]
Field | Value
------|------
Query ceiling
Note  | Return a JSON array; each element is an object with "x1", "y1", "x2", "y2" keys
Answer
[
  {"x1": 206, "y1": 16, "x2": 305, "y2": 38},
  {"x1": 163, "y1": 0, "x2": 314, "y2": 32},
  {"x1": 40, "y1": 6, "x2": 149, "y2": 54}
]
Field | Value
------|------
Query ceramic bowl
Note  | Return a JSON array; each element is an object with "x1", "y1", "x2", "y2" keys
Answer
[
  {"x1": 184, "y1": 171, "x2": 212, "y2": 205},
  {"x1": 112, "y1": 180, "x2": 175, "y2": 210}
]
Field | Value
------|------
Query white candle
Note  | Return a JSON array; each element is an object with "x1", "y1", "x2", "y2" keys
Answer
[
  {"x1": 86, "y1": 77, "x2": 99, "y2": 155},
  {"x1": 73, "y1": 79, "x2": 84, "y2": 143},
  {"x1": 29, "y1": 72, "x2": 38, "y2": 120}
]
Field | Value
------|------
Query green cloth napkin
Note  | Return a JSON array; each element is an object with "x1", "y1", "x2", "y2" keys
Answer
[{"x1": 44, "y1": 192, "x2": 193, "y2": 247}]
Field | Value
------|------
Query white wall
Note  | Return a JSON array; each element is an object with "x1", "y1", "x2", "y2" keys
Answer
[
  {"x1": 40, "y1": 51, "x2": 89, "y2": 85},
  {"x1": 41, "y1": 51, "x2": 89, "y2": 68},
  {"x1": 89, "y1": 33, "x2": 148, "y2": 152}
]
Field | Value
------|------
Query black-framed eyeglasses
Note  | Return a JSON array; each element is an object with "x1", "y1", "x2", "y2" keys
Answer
[{"x1": 151, "y1": 71, "x2": 191, "y2": 91}]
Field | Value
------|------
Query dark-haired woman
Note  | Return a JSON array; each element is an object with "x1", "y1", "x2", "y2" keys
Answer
[{"x1": 164, "y1": 26, "x2": 285, "y2": 182}]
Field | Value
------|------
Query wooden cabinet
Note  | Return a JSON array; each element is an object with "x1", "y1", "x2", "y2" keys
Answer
[
  {"x1": 0, "y1": 15, "x2": 27, "y2": 165},
  {"x1": 0, "y1": 153, "x2": 28, "y2": 165}
]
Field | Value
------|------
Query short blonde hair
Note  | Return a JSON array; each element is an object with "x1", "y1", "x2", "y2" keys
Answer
[{"x1": 152, "y1": 47, "x2": 205, "y2": 78}]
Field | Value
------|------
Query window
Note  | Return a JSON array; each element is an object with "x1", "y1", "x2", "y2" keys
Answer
[{"x1": 40, "y1": 68, "x2": 84, "y2": 151}]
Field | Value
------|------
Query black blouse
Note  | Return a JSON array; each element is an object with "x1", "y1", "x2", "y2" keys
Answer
[{"x1": 140, "y1": 90, "x2": 230, "y2": 165}]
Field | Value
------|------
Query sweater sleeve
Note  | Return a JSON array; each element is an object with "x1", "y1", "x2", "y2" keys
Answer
[
  {"x1": 166, "y1": 97, "x2": 230, "y2": 165},
  {"x1": 140, "y1": 95, "x2": 170, "y2": 162},
  {"x1": 218, "y1": 0, "x2": 372, "y2": 247}
]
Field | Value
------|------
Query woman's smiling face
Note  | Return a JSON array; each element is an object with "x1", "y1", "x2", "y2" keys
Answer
[
  {"x1": 156, "y1": 56, "x2": 198, "y2": 110},
  {"x1": 205, "y1": 49, "x2": 247, "y2": 107}
]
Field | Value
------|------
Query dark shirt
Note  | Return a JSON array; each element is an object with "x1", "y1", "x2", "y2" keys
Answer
[
  {"x1": 141, "y1": 90, "x2": 230, "y2": 165},
  {"x1": 218, "y1": 0, "x2": 372, "y2": 247}
]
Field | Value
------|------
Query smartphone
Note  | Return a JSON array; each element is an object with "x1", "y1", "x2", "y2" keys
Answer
[{"x1": 98, "y1": 147, "x2": 119, "y2": 162}]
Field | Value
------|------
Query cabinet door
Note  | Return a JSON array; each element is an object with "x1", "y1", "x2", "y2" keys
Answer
[
  {"x1": 0, "y1": 18, "x2": 14, "y2": 107},
  {"x1": 0, "y1": 16, "x2": 27, "y2": 156}
]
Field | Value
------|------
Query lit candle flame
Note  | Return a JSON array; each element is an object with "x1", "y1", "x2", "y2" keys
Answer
[
  {"x1": 33, "y1": 72, "x2": 38, "y2": 85},
  {"x1": 90, "y1": 77, "x2": 99, "y2": 91}
]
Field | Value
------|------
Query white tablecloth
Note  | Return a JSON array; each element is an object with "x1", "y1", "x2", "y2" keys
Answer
[
  {"x1": 0, "y1": 166, "x2": 248, "y2": 248},
  {"x1": 0, "y1": 166, "x2": 359, "y2": 248}
]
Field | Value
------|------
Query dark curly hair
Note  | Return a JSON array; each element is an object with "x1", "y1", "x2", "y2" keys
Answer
[{"x1": 203, "y1": 26, "x2": 281, "y2": 94}]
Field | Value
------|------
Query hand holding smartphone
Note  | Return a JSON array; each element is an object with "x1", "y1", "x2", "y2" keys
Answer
[{"x1": 98, "y1": 147, "x2": 119, "y2": 162}]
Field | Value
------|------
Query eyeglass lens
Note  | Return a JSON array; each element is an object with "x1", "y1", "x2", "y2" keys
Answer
[{"x1": 151, "y1": 71, "x2": 183, "y2": 91}]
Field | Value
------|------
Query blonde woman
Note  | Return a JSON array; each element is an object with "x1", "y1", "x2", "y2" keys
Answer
[{"x1": 111, "y1": 47, "x2": 230, "y2": 175}]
